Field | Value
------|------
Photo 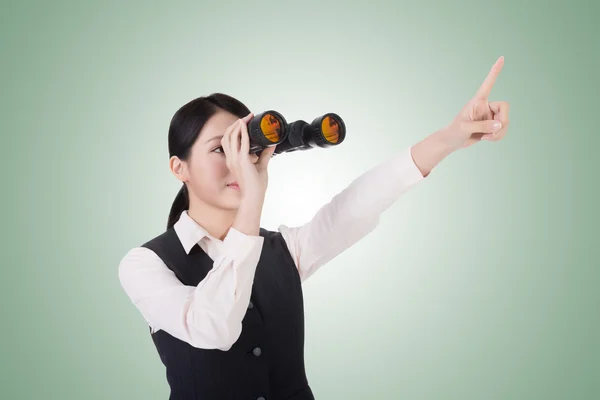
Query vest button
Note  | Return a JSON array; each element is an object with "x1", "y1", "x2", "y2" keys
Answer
[
  {"x1": 248, "y1": 300, "x2": 254, "y2": 310},
  {"x1": 252, "y1": 346, "x2": 262, "y2": 357}
]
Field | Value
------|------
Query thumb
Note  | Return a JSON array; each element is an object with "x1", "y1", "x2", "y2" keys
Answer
[
  {"x1": 257, "y1": 145, "x2": 276, "y2": 170},
  {"x1": 463, "y1": 119, "x2": 503, "y2": 134}
]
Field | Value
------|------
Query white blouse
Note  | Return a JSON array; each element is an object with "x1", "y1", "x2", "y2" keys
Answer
[{"x1": 118, "y1": 145, "x2": 426, "y2": 350}]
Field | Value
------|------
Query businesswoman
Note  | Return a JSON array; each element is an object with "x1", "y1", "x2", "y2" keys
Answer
[{"x1": 118, "y1": 57, "x2": 510, "y2": 400}]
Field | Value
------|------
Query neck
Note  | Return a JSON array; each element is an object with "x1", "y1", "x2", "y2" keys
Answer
[{"x1": 187, "y1": 200, "x2": 237, "y2": 241}]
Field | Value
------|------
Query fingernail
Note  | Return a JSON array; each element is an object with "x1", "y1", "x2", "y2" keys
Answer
[{"x1": 492, "y1": 121, "x2": 502, "y2": 131}]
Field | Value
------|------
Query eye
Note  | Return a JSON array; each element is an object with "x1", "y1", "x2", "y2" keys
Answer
[{"x1": 212, "y1": 146, "x2": 224, "y2": 154}]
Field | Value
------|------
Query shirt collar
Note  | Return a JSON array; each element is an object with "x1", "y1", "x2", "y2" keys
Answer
[{"x1": 173, "y1": 210, "x2": 209, "y2": 254}]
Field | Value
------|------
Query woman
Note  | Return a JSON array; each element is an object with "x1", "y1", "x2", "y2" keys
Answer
[{"x1": 118, "y1": 57, "x2": 510, "y2": 400}]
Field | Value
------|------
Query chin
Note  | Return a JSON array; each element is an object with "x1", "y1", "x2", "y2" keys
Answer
[
  {"x1": 218, "y1": 192, "x2": 241, "y2": 211},
  {"x1": 221, "y1": 203, "x2": 240, "y2": 211}
]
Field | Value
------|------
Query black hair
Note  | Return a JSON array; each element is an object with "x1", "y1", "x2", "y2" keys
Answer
[{"x1": 166, "y1": 93, "x2": 251, "y2": 230}]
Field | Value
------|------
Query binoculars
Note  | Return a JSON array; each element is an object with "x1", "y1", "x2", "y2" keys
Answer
[{"x1": 246, "y1": 111, "x2": 346, "y2": 156}]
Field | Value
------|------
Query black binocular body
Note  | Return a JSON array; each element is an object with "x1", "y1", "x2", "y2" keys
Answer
[{"x1": 246, "y1": 111, "x2": 346, "y2": 157}]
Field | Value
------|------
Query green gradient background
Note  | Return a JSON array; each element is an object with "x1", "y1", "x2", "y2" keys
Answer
[{"x1": 2, "y1": 0, "x2": 598, "y2": 399}]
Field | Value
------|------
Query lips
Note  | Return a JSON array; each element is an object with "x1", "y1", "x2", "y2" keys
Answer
[{"x1": 227, "y1": 182, "x2": 239, "y2": 188}]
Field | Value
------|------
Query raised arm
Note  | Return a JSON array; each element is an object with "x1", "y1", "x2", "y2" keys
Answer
[
  {"x1": 278, "y1": 145, "x2": 427, "y2": 283},
  {"x1": 278, "y1": 56, "x2": 512, "y2": 282}
]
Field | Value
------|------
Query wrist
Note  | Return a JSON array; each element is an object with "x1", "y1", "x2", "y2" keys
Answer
[
  {"x1": 432, "y1": 127, "x2": 464, "y2": 152},
  {"x1": 233, "y1": 196, "x2": 264, "y2": 237},
  {"x1": 240, "y1": 191, "x2": 265, "y2": 207},
  {"x1": 411, "y1": 128, "x2": 458, "y2": 177}
]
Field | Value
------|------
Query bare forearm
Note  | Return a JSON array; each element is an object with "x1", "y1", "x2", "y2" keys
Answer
[
  {"x1": 410, "y1": 128, "x2": 457, "y2": 177},
  {"x1": 232, "y1": 195, "x2": 265, "y2": 237}
]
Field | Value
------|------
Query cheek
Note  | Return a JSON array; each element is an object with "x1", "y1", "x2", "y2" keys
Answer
[
  {"x1": 210, "y1": 156, "x2": 230, "y2": 178},
  {"x1": 190, "y1": 156, "x2": 229, "y2": 189}
]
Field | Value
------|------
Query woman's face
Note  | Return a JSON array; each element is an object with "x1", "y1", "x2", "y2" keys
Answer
[{"x1": 184, "y1": 110, "x2": 258, "y2": 210}]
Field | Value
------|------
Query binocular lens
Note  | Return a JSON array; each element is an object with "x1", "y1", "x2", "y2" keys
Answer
[
  {"x1": 260, "y1": 112, "x2": 284, "y2": 143},
  {"x1": 321, "y1": 115, "x2": 342, "y2": 144},
  {"x1": 307, "y1": 113, "x2": 345, "y2": 148},
  {"x1": 248, "y1": 110, "x2": 288, "y2": 150}
]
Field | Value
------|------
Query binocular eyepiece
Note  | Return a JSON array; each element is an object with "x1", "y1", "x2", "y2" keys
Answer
[{"x1": 246, "y1": 111, "x2": 346, "y2": 156}]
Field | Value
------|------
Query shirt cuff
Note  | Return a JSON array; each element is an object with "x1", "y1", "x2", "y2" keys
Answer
[
  {"x1": 389, "y1": 145, "x2": 428, "y2": 184},
  {"x1": 222, "y1": 227, "x2": 264, "y2": 261}
]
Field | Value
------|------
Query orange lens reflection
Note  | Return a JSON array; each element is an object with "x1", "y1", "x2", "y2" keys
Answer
[
  {"x1": 260, "y1": 113, "x2": 282, "y2": 142},
  {"x1": 321, "y1": 115, "x2": 340, "y2": 143}
]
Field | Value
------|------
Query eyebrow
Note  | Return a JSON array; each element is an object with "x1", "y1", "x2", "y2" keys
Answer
[{"x1": 204, "y1": 135, "x2": 223, "y2": 145}]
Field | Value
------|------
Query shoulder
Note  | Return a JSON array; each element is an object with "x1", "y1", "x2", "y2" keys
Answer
[
  {"x1": 140, "y1": 228, "x2": 178, "y2": 253},
  {"x1": 117, "y1": 230, "x2": 174, "y2": 283},
  {"x1": 119, "y1": 245, "x2": 161, "y2": 266},
  {"x1": 259, "y1": 227, "x2": 286, "y2": 247},
  {"x1": 117, "y1": 246, "x2": 163, "y2": 280},
  {"x1": 258, "y1": 226, "x2": 298, "y2": 266}
]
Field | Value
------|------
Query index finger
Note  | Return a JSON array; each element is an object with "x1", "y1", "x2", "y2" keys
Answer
[
  {"x1": 240, "y1": 118, "x2": 250, "y2": 155},
  {"x1": 242, "y1": 112, "x2": 254, "y2": 123},
  {"x1": 474, "y1": 56, "x2": 504, "y2": 100}
]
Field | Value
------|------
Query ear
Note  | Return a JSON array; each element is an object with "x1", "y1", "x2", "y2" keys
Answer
[{"x1": 169, "y1": 156, "x2": 188, "y2": 183}]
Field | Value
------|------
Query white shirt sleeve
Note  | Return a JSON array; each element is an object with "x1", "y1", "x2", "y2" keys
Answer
[
  {"x1": 278, "y1": 146, "x2": 425, "y2": 283},
  {"x1": 118, "y1": 227, "x2": 264, "y2": 351}
]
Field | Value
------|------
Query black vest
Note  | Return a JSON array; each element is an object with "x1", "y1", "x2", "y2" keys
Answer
[{"x1": 141, "y1": 226, "x2": 315, "y2": 400}]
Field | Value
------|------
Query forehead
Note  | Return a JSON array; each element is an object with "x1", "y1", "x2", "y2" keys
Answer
[{"x1": 199, "y1": 110, "x2": 240, "y2": 142}]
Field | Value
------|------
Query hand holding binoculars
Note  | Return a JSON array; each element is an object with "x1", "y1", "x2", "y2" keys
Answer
[{"x1": 245, "y1": 111, "x2": 346, "y2": 156}]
